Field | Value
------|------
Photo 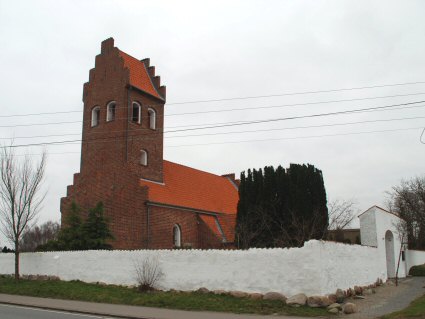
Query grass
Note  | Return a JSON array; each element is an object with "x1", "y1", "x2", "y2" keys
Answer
[
  {"x1": 0, "y1": 276, "x2": 329, "y2": 316},
  {"x1": 382, "y1": 294, "x2": 425, "y2": 319}
]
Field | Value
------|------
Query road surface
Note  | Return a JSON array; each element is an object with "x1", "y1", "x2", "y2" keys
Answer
[{"x1": 0, "y1": 304, "x2": 118, "y2": 319}]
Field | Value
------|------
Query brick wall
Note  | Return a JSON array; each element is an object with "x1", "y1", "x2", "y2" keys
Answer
[
  {"x1": 147, "y1": 205, "x2": 223, "y2": 249},
  {"x1": 61, "y1": 38, "x2": 228, "y2": 250},
  {"x1": 61, "y1": 38, "x2": 165, "y2": 249}
]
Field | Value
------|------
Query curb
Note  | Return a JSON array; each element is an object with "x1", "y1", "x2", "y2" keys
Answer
[{"x1": 0, "y1": 300, "x2": 151, "y2": 319}]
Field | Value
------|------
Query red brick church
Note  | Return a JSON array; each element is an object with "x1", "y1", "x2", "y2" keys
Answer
[{"x1": 61, "y1": 38, "x2": 239, "y2": 250}]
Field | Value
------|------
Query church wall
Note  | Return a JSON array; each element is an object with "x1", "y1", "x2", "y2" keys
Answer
[
  {"x1": 147, "y1": 206, "x2": 223, "y2": 249},
  {"x1": 61, "y1": 169, "x2": 149, "y2": 250},
  {"x1": 125, "y1": 88, "x2": 164, "y2": 183}
]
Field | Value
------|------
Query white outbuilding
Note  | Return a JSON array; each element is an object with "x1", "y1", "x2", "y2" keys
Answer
[{"x1": 359, "y1": 206, "x2": 408, "y2": 279}]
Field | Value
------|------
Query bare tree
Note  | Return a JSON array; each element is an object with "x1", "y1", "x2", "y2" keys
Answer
[
  {"x1": 387, "y1": 176, "x2": 425, "y2": 249},
  {"x1": 236, "y1": 205, "x2": 269, "y2": 249},
  {"x1": 328, "y1": 199, "x2": 357, "y2": 230},
  {"x1": 20, "y1": 221, "x2": 60, "y2": 252},
  {"x1": 0, "y1": 146, "x2": 46, "y2": 279},
  {"x1": 134, "y1": 256, "x2": 164, "y2": 292},
  {"x1": 393, "y1": 219, "x2": 408, "y2": 286},
  {"x1": 261, "y1": 205, "x2": 327, "y2": 248}
]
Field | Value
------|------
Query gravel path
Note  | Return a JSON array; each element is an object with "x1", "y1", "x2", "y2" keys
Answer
[{"x1": 348, "y1": 277, "x2": 425, "y2": 318}]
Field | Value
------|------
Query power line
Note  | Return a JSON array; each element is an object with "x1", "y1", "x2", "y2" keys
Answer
[
  {"x1": 0, "y1": 132, "x2": 80, "y2": 140},
  {"x1": 166, "y1": 92, "x2": 425, "y2": 117},
  {"x1": 1, "y1": 97, "x2": 424, "y2": 130},
  {"x1": 167, "y1": 127, "x2": 423, "y2": 148},
  {"x1": 0, "y1": 110, "x2": 81, "y2": 119},
  {"x1": 10, "y1": 126, "x2": 423, "y2": 154},
  {"x1": 165, "y1": 101, "x2": 425, "y2": 133},
  {"x1": 166, "y1": 81, "x2": 425, "y2": 105},
  {"x1": 166, "y1": 116, "x2": 425, "y2": 139},
  {"x1": 2, "y1": 115, "x2": 423, "y2": 141},
  {"x1": 1, "y1": 81, "x2": 425, "y2": 118},
  {"x1": 0, "y1": 120, "x2": 80, "y2": 129},
  {"x1": 1, "y1": 100, "x2": 425, "y2": 149}
]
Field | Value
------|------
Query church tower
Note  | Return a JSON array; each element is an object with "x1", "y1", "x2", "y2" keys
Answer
[
  {"x1": 61, "y1": 38, "x2": 167, "y2": 249},
  {"x1": 81, "y1": 38, "x2": 166, "y2": 183}
]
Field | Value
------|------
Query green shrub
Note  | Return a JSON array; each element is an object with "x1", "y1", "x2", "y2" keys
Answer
[{"x1": 409, "y1": 264, "x2": 425, "y2": 276}]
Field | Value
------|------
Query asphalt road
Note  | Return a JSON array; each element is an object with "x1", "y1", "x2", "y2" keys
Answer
[{"x1": 0, "y1": 304, "x2": 118, "y2": 319}]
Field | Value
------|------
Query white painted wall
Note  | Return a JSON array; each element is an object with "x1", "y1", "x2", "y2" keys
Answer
[
  {"x1": 359, "y1": 210, "x2": 377, "y2": 247},
  {"x1": 359, "y1": 206, "x2": 407, "y2": 278},
  {"x1": 0, "y1": 240, "x2": 384, "y2": 296},
  {"x1": 1, "y1": 205, "x2": 421, "y2": 296},
  {"x1": 406, "y1": 250, "x2": 425, "y2": 273}
]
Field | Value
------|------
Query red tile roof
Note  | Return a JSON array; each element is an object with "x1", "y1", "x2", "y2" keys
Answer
[
  {"x1": 118, "y1": 50, "x2": 163, "y2": 100},
  {"x1": 140, "y1": 161, "x2": 238, "y2": 242},
  {"x1": 217, "y1": 214, "x2": 236, "y2": 242},
  {"x1": 199, "y1": 214, "x2": 224, "y2": 240}
]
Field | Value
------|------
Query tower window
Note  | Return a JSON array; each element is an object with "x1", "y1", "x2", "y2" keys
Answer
[
  {"x1": 140, "y1": 149, "x2": 148, "y2": 166},
  {"x1": 173, "y1": 224, "x2": 181, "y2": 248},
  {"x1": 148, "y1": 108, "x2": 156, "y2": 130},
  {"x1": 106, "y1": 101, "x2": 116, "y2": 122},
  {"x1": 91, "y1": 106, "x2": 100, "y2": 127},
  {"x1": 132, "y1": 102, "x2": 141, "y2": 124}
]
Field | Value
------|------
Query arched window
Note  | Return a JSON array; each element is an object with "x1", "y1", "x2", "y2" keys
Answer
[
  {"x1": 148, "y1": 108, "x2": 156, "y2": 130},
  {"x1": 106, "y1": 101, "x2": 116, "y2": 122},
  {"x1": 173, "y1": 224, "x2": 181, "y2": 248},
  {"x1": 132, "y1": 102, "x2": 141, "y2": 124},
  {"x1": 91, "y1": 106, "x2": 100, "y2": 127},
  {"x1": 140, "y1": 149, "x2": 148, "y2": 166}
]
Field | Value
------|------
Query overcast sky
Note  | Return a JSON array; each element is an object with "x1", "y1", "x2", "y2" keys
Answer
[{"x1": 0, "y1": 0, "x2": 424, "y2": 238}]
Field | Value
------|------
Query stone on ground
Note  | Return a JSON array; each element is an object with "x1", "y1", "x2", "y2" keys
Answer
[
  {"x1": 263, "y1": 292, "x2": 286, "y2": 302},
  {"x1": 229, "y1": 291, "x2": 248, "y2": 298},
  {"x1": 196, "y1": 287, "x2": 209, "y2": 294},
  {"x1": 328, "y1": 307, "x2": 339, "y2": 314},
  {"x1": 327, "y1": 303, "x2": 342, "y2": 310},
  {"x1": 286, "y1": 293, "x2": 307, "y2": 306},
  {"x1": 327, "y1": 293, "x2": 337, "y2": 304},
  {"x1": 249, "y1": 293, "x2": 263, "y2": 300},
  {"x1": 335, "y1": 289, "x2": 345, "y2": 303},
  {"x1": 343, "y1": 302, "x2": 357, "y2": 314},
  {"x1": 307, "y1": 296, "x2": 331, "y2": 308}
]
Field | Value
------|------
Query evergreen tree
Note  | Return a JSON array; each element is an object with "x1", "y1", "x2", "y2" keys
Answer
[
  {"x1": 58, "y1": 202, "x2": 85, "y2": 250},
  {"x1": 37, "y1": 201, "x2": 114, "y2": 251},
  {"x1": 81, "y1": 202, "x2": 114, "y2": 249},
  {"x1": 236, "y1": 163, "x2": 328, "y2": 249}
]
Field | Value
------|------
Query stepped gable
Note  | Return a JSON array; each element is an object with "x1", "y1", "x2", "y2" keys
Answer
[{"x1": 118, "y1": 50, "x2": 165, "y2": 101}]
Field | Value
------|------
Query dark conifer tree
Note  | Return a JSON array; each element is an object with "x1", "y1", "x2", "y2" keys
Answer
[
  {"x1": 236, "y1": 163, "x2": 328, "y2": 248},
  {"x1": 37, "y1": 202, "x2": 114, "y2": 251},
  {"x1": 81, "y1": 202, "x2": 114, "y2": 250}
]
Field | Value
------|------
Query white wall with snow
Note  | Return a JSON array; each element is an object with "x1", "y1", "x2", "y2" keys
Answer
[{"x1": 0, "y1": 240, "x2": 385, "y2": 296}]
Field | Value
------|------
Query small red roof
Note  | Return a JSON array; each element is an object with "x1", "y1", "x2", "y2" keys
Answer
[
  {"x1": 199, "y1": 214, "x2": 225, "y2": 240},
  {"x1": 140, "y1": 161, "x2": 238, "y2": 242},
  {"x1": 118, "y1": 50, "x2": 163, "y2": 100}
]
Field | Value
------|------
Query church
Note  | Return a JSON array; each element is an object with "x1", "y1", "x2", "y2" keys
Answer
[{"x1": 61, "y1": 38, "x2": 239, "y2": 250}]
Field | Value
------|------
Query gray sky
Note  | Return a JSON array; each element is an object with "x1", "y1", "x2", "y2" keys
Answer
[{"x1": 0, "y1": 0, "x2": 424, "y2": 237}]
